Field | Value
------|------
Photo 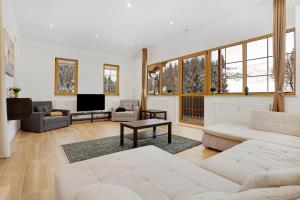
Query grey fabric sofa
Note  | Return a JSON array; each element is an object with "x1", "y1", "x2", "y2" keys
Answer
[
  {"x1": 111, "y1": 99, "x2": 139, "y2": 122},
  {"x1": 21, "y1": 101, "x2": 70, "y2": 133}
]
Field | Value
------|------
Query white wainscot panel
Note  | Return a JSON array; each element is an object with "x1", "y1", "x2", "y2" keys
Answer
[{"x1": 214, "y1": 102, "x2": 271, "y2": 125}]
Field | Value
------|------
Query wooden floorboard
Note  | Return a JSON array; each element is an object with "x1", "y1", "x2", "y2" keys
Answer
[{"x1": 0, "y1": 121, "x2": 218, "y2": 200}]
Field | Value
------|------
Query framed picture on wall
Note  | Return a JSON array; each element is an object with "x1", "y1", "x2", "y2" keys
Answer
[
  {"x1": 54, "y1": 57, "x2": 78, "y2": 96},
  {"x1": 4, "y1": 30, "x2": 15, "y2": 77}
]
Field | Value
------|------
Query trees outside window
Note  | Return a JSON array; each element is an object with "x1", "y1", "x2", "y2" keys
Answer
[
  {"x1": 147, "y1": 66, "x2": 160, "y2": 95},
  {"x1": 162, "y1": 60, "x2": 178, "y2": 94},
  {"x1": 182, "y1": 55, "x2": 205, "y2": 94}
]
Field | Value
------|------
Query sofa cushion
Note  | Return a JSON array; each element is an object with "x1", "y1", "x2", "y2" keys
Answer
[
  {"x1": 50, "y1": 111, "x2": 63, "y2": 116},
  {"x1": 187, "y1": 186, "x2": 300, "y2": 200},
  {"x1": 35, "y1": 105, "x2": 50, "y2": 115},
  {"x1": 240, "y1": 168, "x2": 300, "y2": 191},
  {"x1": 75, "y1": 183, "x2": 142, "y2": 200},
  {"x1": 204, "y1": 123, "x2": 300, "y2": 149},
  {"x1": 123, "y1": 103, "x2": 133, "y2": 111},
  {"x1": 249, "y1": 111, "x2": 300, "y2": 137},
  {"x1": 44, "y1": 116, "x2": 69, "y2": 125},
  {"x1": 200, "y1": 140, "x2": 300, "y2": 185}
]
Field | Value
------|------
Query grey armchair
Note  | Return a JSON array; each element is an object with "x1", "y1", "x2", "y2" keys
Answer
[
  {"x1": 21, "y1": 101, "x2": 70, "y2": 133},
  {"x1": 111, "y1": 99, "x2": 140, "y2": 122}
]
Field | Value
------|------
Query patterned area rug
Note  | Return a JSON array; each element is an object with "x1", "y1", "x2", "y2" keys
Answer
[{"x1": 62, "y1": 135, "x2": 202, "y2": 163}]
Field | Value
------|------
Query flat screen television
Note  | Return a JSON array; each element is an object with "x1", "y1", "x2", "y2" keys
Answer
[{"x1": 77, "y1": 94, "x2": 105, "y2": 111}]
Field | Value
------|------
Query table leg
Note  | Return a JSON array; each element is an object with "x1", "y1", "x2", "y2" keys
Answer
[
  {"x1": 91, "y1": 113, "x2": 94, "y2": 122},
  {"x1": 70, "y1": 115, "x2": 73, "y2": 125},
  {"x1": 133, "y1": 129, "x2": 138, "y2": 148},
  {"x1": 120, "y1": 124, "x2": 124, "y2": 146},
  {"x1": 153, "y1": 126, "x2": 156, "y2": 138},
  {"x1": 168, "y1": 123, "x2": 172, "y2": 143}
]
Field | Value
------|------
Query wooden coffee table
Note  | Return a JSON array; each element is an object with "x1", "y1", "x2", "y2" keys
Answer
[{"x1": 120, "y1": 119, "x2": 172, "y2": 148}]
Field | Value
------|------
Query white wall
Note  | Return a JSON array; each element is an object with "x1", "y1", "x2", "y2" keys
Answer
[
  {"x1": 19, "y1": 41, "x2": 136, "y2": 112},
  {"x1": 135, "y1": 2, "x2": 300, "y2": 125},
  {"x1": 3, "y1": 0, "x2": 20, "y2": 143}
]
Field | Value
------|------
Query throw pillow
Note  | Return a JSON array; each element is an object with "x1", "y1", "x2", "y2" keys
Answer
[
  {"x1": 35, "y1": 106, "x2": 50, "y2": 116},
  {"x1": 240, "y1": 168, "x2": 300, "y2": 191},
  {"x1": 76, "y1": 183, "x2": 142, "y2": 200},
  {"x1": 123, "y1": 103, "x2": 133, "y2": 111},
  {"x1": 115, "y1": 107, "x2": 126, "y2": 112},
  {"x1": 50, "y1": 111, "x2": 63, "y2": 116}
]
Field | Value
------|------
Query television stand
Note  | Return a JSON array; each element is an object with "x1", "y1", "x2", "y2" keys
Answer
[{"x1": 70, "y1": 111, "x2": 111, "y2": 125}]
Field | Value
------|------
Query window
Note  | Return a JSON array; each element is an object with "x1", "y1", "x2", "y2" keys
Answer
[
  {"x1": 182, "y1": 55, "x2": 205, "y2": 94},
  {"x1": 246, "y1": 30, "x2": 295, "y2": 93},
  {"x1": 210, "y1": 29, "x2": 295, "y2": 94},
  {"x1": 246, "y1": 38, "x2": 272, "y2": 92},
  {"x1": 211, "y1": 45, "x2": 243, "y2": 93},
  {"x1": 103, "y1": 64, "x2": 119, "y2": 95},
  {"x1": 162, "y1": 60, "x2": 178, "y2": 94},
  {"x1": 147, "y1": 65, "x2": 160, "y2": 95}
]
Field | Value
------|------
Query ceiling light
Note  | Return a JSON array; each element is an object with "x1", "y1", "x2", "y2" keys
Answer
[
  {"x1": 129, "y1": 42, "x2": 133, "y2": 46},
  {"x1": 169, "y1": 21, "x2": 174, "y2": 25},
  {"x1": 49, "y1": 24, "x2": 54, "y2": 28},
  {"x1": 127, "y1": 2, "x2": 131, "y2": 7},
  {"x1": 95, "y1": 34, "x2": 100, "y2": 38}
]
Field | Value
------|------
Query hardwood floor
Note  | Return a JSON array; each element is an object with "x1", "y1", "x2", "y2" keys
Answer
[{"x1": 0, "y1": 121, "x2": 218, "y2": 200}]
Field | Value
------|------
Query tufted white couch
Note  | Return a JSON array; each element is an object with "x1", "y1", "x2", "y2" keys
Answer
[
  {"x1": 203, "y1": 111, "x2": 300, "y2": 151},
  {"x1": 56, "y1": 138, "x2": 300, "y2": 200}
]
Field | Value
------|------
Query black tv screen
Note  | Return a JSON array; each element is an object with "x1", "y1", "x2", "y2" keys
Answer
[{"x1": 77, "y1": 94, "x2": 105, "y2": 111}]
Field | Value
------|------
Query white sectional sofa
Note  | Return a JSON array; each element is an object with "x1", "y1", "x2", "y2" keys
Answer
[
  {"x1": 56, "y1": 139, "x2": 300, "y2": 200},
  {"x1": 203, "y1": 111, "x2": 300, "y2": 151}
]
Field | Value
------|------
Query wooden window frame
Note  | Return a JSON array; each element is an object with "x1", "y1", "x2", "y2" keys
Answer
[{"x1": 103, "y1": 64, "x2": 120, "y2": 96}]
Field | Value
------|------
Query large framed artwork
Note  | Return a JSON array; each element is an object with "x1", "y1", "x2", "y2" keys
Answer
[
  {"x1": 55, "y1": 57, "x2": 78, "y2": 96},
  {"x1": 4, "y1": 30, "x2": 15, "y2": 77}
]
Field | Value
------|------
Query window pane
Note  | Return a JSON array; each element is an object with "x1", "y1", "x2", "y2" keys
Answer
[
  {"x1": 225, "y1": 78, "x2": 243, "y2": 93},
  {"x1": 268, "y1": 57, "x2": 274, "y2": 74},
  {"x1": 162, "y1": 60, "x2": 178, "y2": 94},
  {"x1": 247, "y1": 58, "x2": 268, "y2": 76},
  {"x1": 284, "y1": 73, "x2": 294, "y2": 92},
  {"x1": 247, "y1": 76, "x2": 268, "y2": 92},
  {"x1": 247, "y1": 38, "x2": 268, "y2": 60},
  {"x1": 183, "y1": 55, "x2": 205, "y2": 94},
  {"x1": 226, "y1": 62, "x2": 243, "y2": 78},
  {"x1": 286, "y1": 31, "x2": 295, "y2": 54},
  {"x1": 210, "y1": 50, "x2": 220, "y2": 92},
  {"x1": 268, "y1": 37, "x2": 273, "y2": 57},
  {"x1": 226, "y1": 45, "x2": 242, "y2": 63},
  {"x1": 268, "y1": 75, "x2": 275, "y2": 92},
  {"x1": 147, "y1": 69, "x2": 160, "y2": 95},
  {"x1": 286, "y1": 53, "x2": 295, "y2": 74},
  {"x1": 104, "y1": 69, "x2": 111, "y2": 76}
]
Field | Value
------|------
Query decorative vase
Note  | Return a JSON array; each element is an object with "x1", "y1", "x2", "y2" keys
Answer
[
  {"x1": 14, "y1": 92, "x2": 19, "y2": 98},
  {"x1": 210, "y1": 91, "x2": 216, "y2": 96}
]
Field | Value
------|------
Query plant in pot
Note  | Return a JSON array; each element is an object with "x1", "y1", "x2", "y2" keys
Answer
[
  {"x1": 210, "y1": 87, "x2": 216, "y2": 96},
  {"x1": 9, "y1": 87, "x2": 21, "y2": 98}
]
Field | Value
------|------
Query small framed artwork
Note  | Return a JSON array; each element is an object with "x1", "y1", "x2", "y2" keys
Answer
[
  {"x1": 4, "y1": 30, "x2": 15, "y2": 77},
  {"x1": 55, "y1": 57, "x2": 78, "y2": 96}
]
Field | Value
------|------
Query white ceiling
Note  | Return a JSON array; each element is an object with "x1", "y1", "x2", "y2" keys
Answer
[{"x1": 11, "y1": 0, "x2": 296, "y2": 56}]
